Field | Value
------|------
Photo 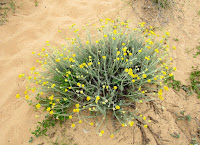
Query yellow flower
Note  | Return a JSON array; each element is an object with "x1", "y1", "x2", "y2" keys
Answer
[
  {"x1": 173, "y1": 46, "x2": 176, "y2": 50},
  {"x1": 132, "y1": 79, "x2": 135, "y2": 83},
  {"x1": 102, "y1": 56, "x2": 106, "y2": 59},
  {"x1": 76, "y1": 109, "x2": 79, "y2": 112},
  {"x1": 122, "y1": 124, "x2": 125, "y2": 127},
  {"x1": 145, "y1": 56, "x2": 150, "y2": 60},
  {"x1": 143, "y1": 116, "x2": 146, "y2": 120},
  {"x1": 77, "y1": 82, "x2": 81, "y2": 86},
  {"x1": 101, "y1": 130, "x2": 104, "y2": 134},
  {"x1": 113, "y1": 30, "x2": 117, "y2": 34},
  {"x1": 79, "y1": 64, "x2": 84, "y2": 68},
  {"x1": 36, "y1": 103, "x2": 41, "y2": 109},
  {"x1": 30, "y1": 67, "x2": 35, "y2": 71},
  {"x1": 111, "y1": 134, "x2": 114, "y2": 138},
  {"x1": 69, "y1": 58, "x2": 73, "y2": 62},
  {"x1": 87, "y1": 96, "x2": 91, "y2": 101},
  {"x1": 88, "y1": 62, "x2": 92, "y2": 65},
  {"x1": 49, "y1": 95, "x2": 54, "y2": 100},
  {"x1": 117, "y1": 51, "x2": 120, "y2": 56},
  {"x1": 65, "y1": 89, "x2": 68, "y2": 92},
  {"x1": 55, "y1": 58, "x2": 60, "y2": 62},
  {"x1": 90, "y1": 122, "x2": 94, "y2": 125},
  {"x1": 144, "y1": 125, "x2": 148, "y2": 128},
  {"x1": 79, "y1": 120, "x2": 82, "y2": 123},
  {"x1": 104, "y1": 35, "x2": 107, "y2": 37},
  {"x1": 116, "y1": 105, "x2": 120, "y2": 109},
  {"x1": 16, "y1": 94, "x2": 20, "y2": 98},
  {"x1": 96, "y1": 96, "x2": 100, "y2": 100},
  {"x1": 173, "y1": 67, "x2": 176, "y2": 70},
  {"x1": 51, "y1": 84, "x2": 56, "y2": 88},
  {"x1": 50, "y1": 110, "x2": 54, "y2": 114},
  {"x1": 46, "y1": 107, "x2": 50, "y2": 111},
  {"x1": 112, "y1": 37, "x2": 116, "y2": 40},
  {"x1": 76, "y1": 104, "x2": 79, "y2": 108},
  {"x1": 86, "y1": 41, "x2": 89, "y2": 44},
  {"x1": 130, "y1": 121, "x2": 134, "y2": 127},
  {"x1": 125, "y1": 68, "x2": 129, "y2": 72},
  {"x1": 25, "y1": 95, "x2": 29, "y2": 100},
  {"x1": 166, "y1": 32, "x2": 170, "y2": 36},
  {"x1": 155, "y1": 49, "x2": 159, "y2": 53},
  {"x1": 71, "y1": 124, "x2": 75, "y2": 127},
  {"x1": 122, "y1": 43, "x2": 125, "y2": 46},
  {"x1": 114, "y1": 86, "x2": 117, "y2": 90},
  {"x1": 147, "y1": 79, "x2": 151, "y2": 82},
  {"x1": 82, "y1": 84, "x2": 85, "y2": 87},
  {"x1": 18, "y1": 74, "x2": 25, "y2": 78},
  {"x1": 164, "y1": 86, "x2": 169, "y2": 91},
  {"x1": 35, "y1": 115, "x2": 38, "y2": 118},
  {"x1": 143, "y1": 74, "x2": 147, "y2": 78}
]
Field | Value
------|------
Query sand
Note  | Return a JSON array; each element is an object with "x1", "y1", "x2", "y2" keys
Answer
[{"x1": 0, "y1": 0, "x2": 200, "y2": 145}]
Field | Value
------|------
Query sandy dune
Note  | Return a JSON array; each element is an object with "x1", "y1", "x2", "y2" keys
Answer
[{"x1": 0, "y1": 0, "x2": 200, "y2": 145}]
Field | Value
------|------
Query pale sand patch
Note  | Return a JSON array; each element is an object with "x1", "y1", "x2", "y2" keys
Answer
[{"x1": 0, "y1": 0, "x2": 200, "y2": 145}]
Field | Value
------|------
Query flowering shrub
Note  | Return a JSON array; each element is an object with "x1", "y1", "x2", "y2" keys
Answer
[{"x1": 17, "y1": 19, "x2": 175, "y2": 137}]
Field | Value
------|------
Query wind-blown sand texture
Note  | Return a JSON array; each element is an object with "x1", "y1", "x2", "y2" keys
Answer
[{"x1": 0, "y1": 0, "x2": 200, "y2": 145}]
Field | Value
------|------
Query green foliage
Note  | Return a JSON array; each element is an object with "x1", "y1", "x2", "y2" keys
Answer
[
  {"x1": 190, "y1": 138, "x2": 199, "y2": 145},
  {"x1": 18, "y1": 19, "x2": 175, "y2": 137},
  {"x1": 0, "y1": 8, "x2": 8, "y2": 25},
  {"x1": 29, "y1": 137, "x2": 34, "y2": 143},
  {"x1": 198, "y1": 10, "x2": 200, "y2": 16},
  {"x1": 193, "y1": 45, "x2": 200, "y2": 58},
  {"x1": 31, "y1": 115, "x2": 57, "y2": 138},
  {"x1": 0, "y1": 0, "x2": 16, "y2": 25},
  {"x1": 35, "y1": 0, "x2": 39, "y2": 7},
  {"x1": 190, "y1": 67, "x2": 200, "y2": 98},
  {"x1": 152, "y1": 0, "x2": 172, "y2": 9},
  {"x1": 164, "y1": 75, "x2": 181, "y2": 91},
  {"x1": 177, "y1": 111, "x2": 192, "y2": 122},
  {"x1": 170, "y1": 132, "x2": 180, "y2": 138},
  {"x1": 173, "y1": 38, "x2": 179, "y2": 42},
  {"x1": 181, "y1": 85, "x2": 193, "y2": 96},
  {"x1": 9, "y1": 0, "x2": 15, "y2": 12}
]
